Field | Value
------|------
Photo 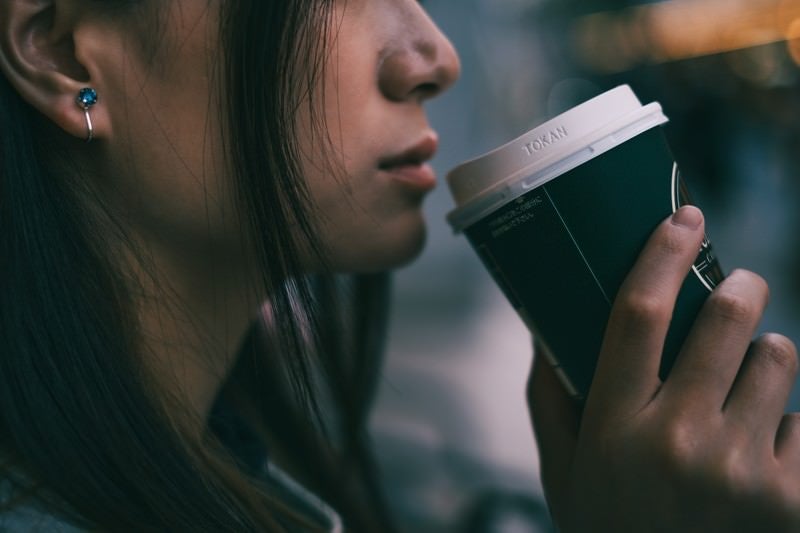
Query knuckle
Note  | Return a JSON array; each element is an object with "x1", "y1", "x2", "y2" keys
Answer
[
  {"x1": 706, "y1": 289, "x2": 758, "y2": 325},
  {"x1": 754, "y1": 334, "x2": 799, "y2": 374},
  {"x1": 729, "y1": 269, "x2": 770, "y2": 297},
  {"x1": 711, "y1": 444, "x2": 753, "y2": 492},
  {"x1": 656, "y1": 417, "x2": 753, "y2": 492},
  {"x1": 655, "y1": 419, "x2": 700, "y2": 474},
  {"x1": 616, "y1": 291, "x2": 670, "y2": 327},
  {"x1": 729, "y1": 269, "x2": 771, "y2": 308},
  {"x1": 678, "y1": 432, "x2": 757, "y2": 497}
]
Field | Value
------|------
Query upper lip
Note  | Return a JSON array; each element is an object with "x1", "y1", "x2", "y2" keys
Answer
[{"x1": 379, "y1": 133, "x2": 439, "y2": 170}]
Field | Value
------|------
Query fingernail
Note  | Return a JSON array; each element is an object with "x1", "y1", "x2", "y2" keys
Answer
[{"x1": 672, "y1": 206, "x2": 703, "y2": 230}]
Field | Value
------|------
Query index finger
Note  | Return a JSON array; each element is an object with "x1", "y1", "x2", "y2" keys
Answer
[{"x1": 586, "y1": 206, "x2": 706, "y2": 420}]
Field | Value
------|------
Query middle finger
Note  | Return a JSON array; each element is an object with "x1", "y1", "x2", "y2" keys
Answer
[{"x1": 660, "y1": 269, "x2": 769, "y2": 410}]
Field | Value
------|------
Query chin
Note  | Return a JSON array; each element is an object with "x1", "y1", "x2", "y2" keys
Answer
[
  {"x1": 331, "y1": 216, "x2": 428, "y2": 273},
  {"x1": 382, "y1": 222, "x2": 428, "y2": 269}
]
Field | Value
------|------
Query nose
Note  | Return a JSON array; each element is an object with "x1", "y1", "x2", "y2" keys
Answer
[{"x1": 377, "y1": 8, "x2": 461, "y2": 104}]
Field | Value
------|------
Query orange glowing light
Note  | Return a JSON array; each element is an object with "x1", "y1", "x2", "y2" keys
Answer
[
  {"x1": 574, "y1": 0, "x2": 800, "y2": 73},
  {"x1": 788, "y1": 18, "x2": 800, "y2": 65}
]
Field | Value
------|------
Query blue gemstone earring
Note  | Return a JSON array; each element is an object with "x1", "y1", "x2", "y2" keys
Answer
[{"x1": 76, "y1": 87, "x2": 98, "y2": 143}]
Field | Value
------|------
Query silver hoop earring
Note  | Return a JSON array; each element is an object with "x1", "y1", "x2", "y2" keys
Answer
[{"x1": 76, "y1": 88, "x2": 98, "y2": 143}]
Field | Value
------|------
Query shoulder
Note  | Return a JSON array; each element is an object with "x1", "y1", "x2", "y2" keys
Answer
[{"x1": 1, "y1": 477, "x2": 85, "y2": 532}]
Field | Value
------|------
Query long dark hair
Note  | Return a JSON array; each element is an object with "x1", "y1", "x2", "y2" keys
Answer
[{"x1": 0, "y1": 0, "x2": 393, "y2": 530}]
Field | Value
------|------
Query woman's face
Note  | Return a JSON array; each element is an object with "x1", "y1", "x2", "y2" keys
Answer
[
  {"x1": 98, "y1": 0, "x2": 459, "y2": 277},
  {"x1": 302, "y1": 0, "x2": 461, "y2": 272}
]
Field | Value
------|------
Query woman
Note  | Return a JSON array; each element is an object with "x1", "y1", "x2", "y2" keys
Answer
[{"x1": 0, "y1": 0, "x2": 798, "y2": 531}]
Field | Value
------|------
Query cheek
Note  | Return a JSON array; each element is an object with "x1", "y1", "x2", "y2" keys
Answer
[
  {"x1": 101, "y1": 59, "x2": 241, "y2": 255},
  {"x1": 100, "y1": 4, "x2": 247, "y2": 252}
]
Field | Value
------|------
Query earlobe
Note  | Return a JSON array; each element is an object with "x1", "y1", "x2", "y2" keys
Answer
[
  {"x1": 0, "y1": 0, "x2": 109, "y2": 142},
  {"x1": 76, "y1": 86, "x2": 99, "y2": 142}
]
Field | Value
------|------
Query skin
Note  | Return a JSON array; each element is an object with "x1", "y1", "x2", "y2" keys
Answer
[
  {"x1": 303, "y1": 0, "x2": 461, "y2": 272},
  {"x1": 2, "y1": 0, "x2": 800, "y2": 529},
  {"x1": 0, "y1": 0, "x2": 459, "y2": 422},
  {"x1": 530, "y1": 206, "x2": 800, "y2": 531}
]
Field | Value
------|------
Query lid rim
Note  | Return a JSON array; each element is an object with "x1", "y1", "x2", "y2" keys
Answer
[{"x1": 447, "y1": 85, "x2": 646, "y2": 206}]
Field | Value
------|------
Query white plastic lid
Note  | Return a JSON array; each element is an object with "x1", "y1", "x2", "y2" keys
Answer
[{"x1": 446, "y1": 85, "x2": 669, "y2": 232}]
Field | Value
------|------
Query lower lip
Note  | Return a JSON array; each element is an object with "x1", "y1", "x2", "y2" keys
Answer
[{"x1": 382, "y1": 163, "x2": 437, "y2": 192}]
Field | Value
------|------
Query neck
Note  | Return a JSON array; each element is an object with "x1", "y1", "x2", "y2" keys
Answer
[{"x1": 129, "y1": 237, "x2": 262, "y2": 431}]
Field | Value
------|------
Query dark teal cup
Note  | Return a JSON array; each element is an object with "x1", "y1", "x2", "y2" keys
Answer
[{"x1": 447, "y1": 86, "x2": 723, "y2": 399}]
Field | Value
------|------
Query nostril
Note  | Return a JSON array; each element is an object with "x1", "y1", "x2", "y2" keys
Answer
[
  {"x1": 378, "y1": 55, "x2": 449, "y2": 103},
  {"x1": 414, "y1": 82, "x2": 440, "y2": 100}
]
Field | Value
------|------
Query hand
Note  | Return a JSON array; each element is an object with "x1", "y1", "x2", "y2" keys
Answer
[{"x1": 528, "y1": 206, "x2": 800, "y2": 532}]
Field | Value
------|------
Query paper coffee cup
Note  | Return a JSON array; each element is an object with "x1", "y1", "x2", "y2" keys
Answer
[{"x1": 447, "y1": 85, "x2": 724, "y2": 399}]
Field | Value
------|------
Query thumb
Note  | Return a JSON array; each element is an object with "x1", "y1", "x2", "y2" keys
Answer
[{"x1": 528, "y1": 346, "x2": 581, "y2": 523}]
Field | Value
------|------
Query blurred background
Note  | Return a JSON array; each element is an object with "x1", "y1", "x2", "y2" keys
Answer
[{"x1": 369, "y1": 1, "x2": 800, "y2": 531}]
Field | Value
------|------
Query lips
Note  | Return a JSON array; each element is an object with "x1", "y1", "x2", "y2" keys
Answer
[
  {"x1": 379, "y1": 134, "x2": 439, "y2": 169},
  {"x1": 378, "y1": 134, "x2": 439, "y2": 192}
]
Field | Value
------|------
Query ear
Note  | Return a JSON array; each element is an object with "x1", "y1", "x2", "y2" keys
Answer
[{"x1": 0, "y1": 0, "x2": 110, "y2": 141}]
